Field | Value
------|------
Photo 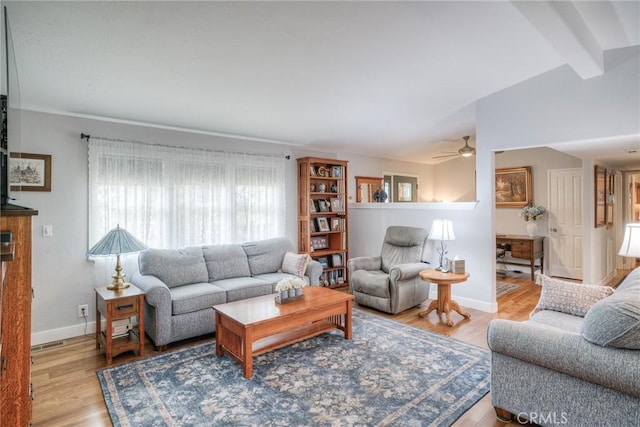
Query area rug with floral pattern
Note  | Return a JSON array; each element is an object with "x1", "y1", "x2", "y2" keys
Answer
[{"x1": 97, "y1": 309, "x2": 490, "y2": 426}]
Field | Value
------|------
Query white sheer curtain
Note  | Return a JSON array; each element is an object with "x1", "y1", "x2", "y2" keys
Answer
[{"x1": 88, "y1": 138, "x2": 286, "y2": 250}]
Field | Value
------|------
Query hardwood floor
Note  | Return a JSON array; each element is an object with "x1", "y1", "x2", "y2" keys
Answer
[{"x1": 30, "y1": 270, "x2": 628, "y2": 427}]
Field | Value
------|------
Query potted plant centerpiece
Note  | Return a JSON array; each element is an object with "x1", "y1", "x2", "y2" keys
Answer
[
  {"x1": 520, "y1": 205, "x2": 546, "y2": 237},
  {"x1": 275, "y1": 276, "x2": 307, "y2": 303}
]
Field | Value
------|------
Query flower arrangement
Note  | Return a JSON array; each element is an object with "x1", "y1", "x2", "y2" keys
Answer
[
  {"x1": 520, "y1": 205, "x2": 546, "y2": 221},
  {"x1": 275, "y1": 277, "x2": 307, "y2": 292}
]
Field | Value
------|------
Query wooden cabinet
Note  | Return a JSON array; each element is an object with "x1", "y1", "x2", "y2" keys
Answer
[
  {"x1": 95, "y1": 285, "x2": 145, "y2": 365},
  {"x1": 297, "y1": 157, "x2": 349, "y2": 288},
  {"x1": 0, "y1": 207, "x2": 38, "y2": 427},
  {"x1": 496, "y1": 235, "x2": 544, "y2": 281}
]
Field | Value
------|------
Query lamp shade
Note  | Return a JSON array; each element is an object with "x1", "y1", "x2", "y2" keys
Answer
[
  {"x1": 428, "y1": 219, "x2": 455, "y2": 241},
  {"x1": 87, "y1": 225, "x2": 148, "y2": 256},
  {"x1": 619, "y1": 223, "x2": 640, "y2": 258}
]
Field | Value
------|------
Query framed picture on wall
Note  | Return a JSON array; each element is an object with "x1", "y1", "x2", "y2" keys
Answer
[
  {"x1": 495, "y1": 166, "x2": 532, "y2": 208},
  {"x1": 9, "y1": 152, "x2": 52, "y2": 192},
  {"x1": 594, "y1": 165, "x2": 606, "y2": 227},
  {"x1": 316, "y1": 217, "x2": 330, "y2": 232},
  {"x1": 606, "y1": 169, "x2": 614, "y2": 228}
]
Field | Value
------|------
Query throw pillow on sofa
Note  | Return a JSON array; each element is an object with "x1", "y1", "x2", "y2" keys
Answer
[
  {"x1": 532, "y1": 274, "x2": 615, "y2": 317},
  {"x1": 581, "y1": 284, "x2": 640, "y2": 349},
  {"x1": 281, "y1": 252, "x2": 310, "y2": 277}
]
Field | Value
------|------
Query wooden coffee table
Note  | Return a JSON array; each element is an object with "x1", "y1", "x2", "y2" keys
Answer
[{"x1": 213, "y1": 286, "x2": 354, "y2": 378}]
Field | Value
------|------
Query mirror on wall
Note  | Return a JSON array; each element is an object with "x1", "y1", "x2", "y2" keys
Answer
[{"x1": 355, "y1": 176, "x2": 384, "y2": 203}]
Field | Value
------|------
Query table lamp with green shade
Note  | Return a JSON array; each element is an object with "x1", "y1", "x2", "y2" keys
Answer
[{"x1": 87, "y1": 224, "x2": 148, "y2": 291}]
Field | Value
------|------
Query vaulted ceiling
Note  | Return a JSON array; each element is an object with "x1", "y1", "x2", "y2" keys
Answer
[{"x1": 3, "y1": 1, "x2": 639, "y2": 168}]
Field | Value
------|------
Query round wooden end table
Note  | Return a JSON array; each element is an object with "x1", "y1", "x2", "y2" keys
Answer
[{"x1": 418, "y1": 269, "x2": 470, "y2": 326}]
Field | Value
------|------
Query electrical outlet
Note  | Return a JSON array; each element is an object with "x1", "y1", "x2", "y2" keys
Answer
[{"x1": 77, "y1": 304, "x2": 89, "y2": 318}]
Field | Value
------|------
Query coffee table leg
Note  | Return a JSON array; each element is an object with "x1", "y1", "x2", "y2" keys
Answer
[
  {"x1": 243, "y1": 331, "x2": 252, "y2": 379},
  {"x1": 344, "y1": 301, "x2": 353, "y2": 340},
  {"x1": 215, "y1": 312, "x2": 223, "y2": 356}
]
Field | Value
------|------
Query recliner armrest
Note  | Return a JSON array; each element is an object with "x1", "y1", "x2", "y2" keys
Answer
[
  {"x1": 389, "y1": 262, "x2": 430, "y2": 282},
  {"x1": 487, "y1": 319, "x2": 640, "y2": 397},
  {"x1": 347, "y1": 256, "x2": 382, "y2": 272}
]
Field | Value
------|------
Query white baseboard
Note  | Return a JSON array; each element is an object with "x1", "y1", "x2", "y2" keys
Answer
[
  {"x1": 32, "y1": 321, "x2": 96, "y2": 346},
  {"x1": 428, "y1": 287, "x2": 498, "y2": 313}
]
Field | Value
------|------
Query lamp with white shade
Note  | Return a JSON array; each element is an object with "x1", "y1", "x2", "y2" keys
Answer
[
  {"x1": 428, "y1": 219, "x2": 455, "y2": 271},
  {"x1": 619, "y1": 223, "x2": 640, "y2": 268},
  {"x1": 87, "y1": 225, "x2": 148, "y2": 291}
]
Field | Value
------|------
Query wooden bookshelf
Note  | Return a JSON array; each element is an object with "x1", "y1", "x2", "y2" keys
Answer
[{"x1": 297, "y1": 157, "x2": 349, "y2": 288}]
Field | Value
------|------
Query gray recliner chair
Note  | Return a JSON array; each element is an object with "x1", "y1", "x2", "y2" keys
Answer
[{"x1": 347, "y1": 226, "x2": 430, "y2": 314}]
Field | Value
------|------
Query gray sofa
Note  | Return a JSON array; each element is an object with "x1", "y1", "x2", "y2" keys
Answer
[
  {"x1": 488, "y1": 267, "x2": 640, "y2": 426},
  {"x1": 130, "y1": 237, "x2": 322, "y2": 349}
]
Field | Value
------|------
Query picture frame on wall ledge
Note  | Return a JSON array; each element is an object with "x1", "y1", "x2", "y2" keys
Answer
[
  {"x1": 495, "y1": 166, "x2": 531, "y2": 208},
  {"x1": 606, "y1": 169, "x2": 614, "y2": 229},
  {"x1": 9, "y1": 152, "x2": 52, "y2": 192},
  {"x1": 594, "y1": 165, "x2": 606, "y2": 227}
]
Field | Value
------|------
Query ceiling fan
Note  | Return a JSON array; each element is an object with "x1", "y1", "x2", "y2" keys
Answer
[{"x1": 433, "y1": 136, "x2": 476, "y2": 159}]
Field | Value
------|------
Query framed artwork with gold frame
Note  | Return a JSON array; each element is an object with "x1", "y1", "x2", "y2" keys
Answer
[{"x1": 495, "y1": 166, "x2": 532, "y2": 208}]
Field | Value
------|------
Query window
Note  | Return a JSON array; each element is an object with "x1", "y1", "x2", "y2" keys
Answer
[
  {"x1": 383, "y1": 174, "x2": 418, "y2": 202},
  {"x1": 88, "y1": 139, "x2": 285, "y2": 248}
]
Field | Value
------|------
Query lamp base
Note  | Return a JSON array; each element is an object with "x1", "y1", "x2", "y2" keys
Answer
[
  {"x1": 107, "y1": 282, "x2": 131, "y2": 291},
  {"x1": 107, "y1": 264, "x2": 130, "y2": 291}
]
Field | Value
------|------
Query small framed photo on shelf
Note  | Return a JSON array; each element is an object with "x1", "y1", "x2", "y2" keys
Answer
[
  {"x1": 310, "y1": 166, "x2": 317, "y2": 176},
  {"x1": 309, "y1": 220, "x2": 316, "y2": 233},
  {"x1": 331, "y1": 217, "x2": 341, "y2": 231},
  {"x1": 331, "y1": 166, "x2": 342, "y2": 178},
  {"x1": 316, "y1": 217, "x2": 330, "y2": 232},
  {"x1": 330, "y1": 198, "x2": 343, "y2": 212},
  {"x1": 318, "y1": 199, "x2": 330, "y2": 212},
  {"x1": 331, "y1": 254, "x2": 342, "y2": 267},
  {"x1": 317, "y1": 256, "x2": 330, "y2": 269},
  {"x1": 309, "y1": 199, "x2": 317, "y2": 213},
  {"x1": 310, "y1": 235, "x2": 329, "y2": 250}
]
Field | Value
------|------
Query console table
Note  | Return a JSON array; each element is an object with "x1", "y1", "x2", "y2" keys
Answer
[{"x1": 496, "y1": 235, "x2": 544, "y2": 281}]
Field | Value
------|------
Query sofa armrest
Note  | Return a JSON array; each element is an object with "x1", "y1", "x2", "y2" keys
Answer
[
  {"x1": 389, "y1": 262, "x2": 430, "y2": 282},
  {"x1": 347, "y1": 256, "x2": 382, "y2": 272},
  {"x1": 488, "y1": 319, "x2": 640, "y2": 397},
  {"x1": 130, "y1": 272, "x2": 171, "y2": 312},
  {"x1": 304, "y1": 260, "x2": 323, "y2": 286}
]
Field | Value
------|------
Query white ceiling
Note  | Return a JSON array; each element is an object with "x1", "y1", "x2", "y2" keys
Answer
[{"x1": 3, "y1": 1, "x2": 639, "y2": 169}]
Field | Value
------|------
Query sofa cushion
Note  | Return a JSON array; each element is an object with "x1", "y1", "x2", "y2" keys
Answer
[
  {"x1": 533, "y1": 274, "x2": 614, "y2": 317},
  {"x1": 202, "y1": 244, "x2": 251, "y2": 281},
  {"x1": 581, "y1": 284, "x2": 640, "y2": 349},
  {"x1": 211, "y1": 277, "x2": 273, "y2": 302},
  {"x1": 242, "y1": 237, "x2": 293, "y2": 276},
  {"x1": 169, "y1": 283, "x2": 227, "y2": 315},
  {"x1": 350, "y1": 270, "x2": 390, "y2": 298},
  {"x1": 138, "y1": 247, "x2": 208, "y2": 288},
  {"x1": 281, "y1": 252, "x2": 310, "y2": 277},
  {"x1": 529, "y1": 310, "x2": 584, "y2": 334}
]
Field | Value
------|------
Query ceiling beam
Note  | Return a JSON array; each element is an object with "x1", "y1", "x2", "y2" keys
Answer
[{"x1": 511, "y1": 0, "x2": 604, "y2": 79}]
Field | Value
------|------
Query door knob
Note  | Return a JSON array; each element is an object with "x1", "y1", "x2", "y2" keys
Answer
[{"x1": 551, "y1": 228, "x2": 558, "y2": 232}]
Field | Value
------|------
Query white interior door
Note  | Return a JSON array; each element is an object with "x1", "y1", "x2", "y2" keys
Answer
[{"x1": 548, "y1": 168, "x2": 583, "y2": 280}]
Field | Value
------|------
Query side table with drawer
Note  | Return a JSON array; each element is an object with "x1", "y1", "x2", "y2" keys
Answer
[{"x1": 95, "y1": 285, "x2": 145, "y2": 365}]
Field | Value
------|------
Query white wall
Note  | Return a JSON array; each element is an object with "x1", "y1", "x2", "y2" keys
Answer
[
  {"x1": 432, "y1": 156, "x2": 476, "y2": 202},
  {"x1": 477, "y1": 46, "x2": 640, "y2": 284}
]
